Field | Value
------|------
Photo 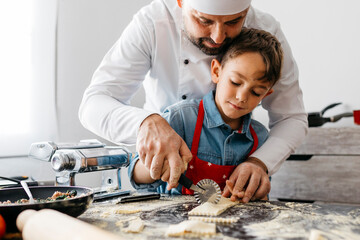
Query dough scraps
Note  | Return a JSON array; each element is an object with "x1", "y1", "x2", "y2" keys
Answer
[
  {"x1": 188, "y1": 197, "x2": 238, "y2": 216},
  {"x1": 166, "y1": 220, "x2": 216, "y2": 237}
]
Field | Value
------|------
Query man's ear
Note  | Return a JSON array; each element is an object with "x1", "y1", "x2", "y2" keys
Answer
[
  {"x1": 211, "y1": 59, "x2": 221, "y2": 84},
  {"x1": 177, "y1": 0, "x2": 182, "y2": 8},
  {"x1": 264, "y1": 89, "x2": 274, "y2": 97}
]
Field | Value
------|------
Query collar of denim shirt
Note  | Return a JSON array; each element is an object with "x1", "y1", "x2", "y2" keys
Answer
[{"x1": 203, "y1": 90, "x2": 253, "y2": 140}]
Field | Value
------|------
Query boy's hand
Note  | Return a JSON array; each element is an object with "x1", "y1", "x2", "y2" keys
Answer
[
  {"x1": 137, "y1": 114, "x2": 193, "y2": 189},
  {"x1": 223, "y1": 157, "x2": 270, "y2": 203}
]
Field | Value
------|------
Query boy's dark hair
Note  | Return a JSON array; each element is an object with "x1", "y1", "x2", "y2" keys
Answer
[{"x1": 217, "y1": 28, "x2": 283, "y2": 86}]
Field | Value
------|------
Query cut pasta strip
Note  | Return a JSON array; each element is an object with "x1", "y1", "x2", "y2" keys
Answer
[
  {"x1": 188, "y1": 216, "x2": 238, "y2": 224},
  {"x1": 166, "y1": 220, "x2": 216, "y2": 237},
  {"x1": 188, "y1": 197, "x2": 238, "y2": 216}
]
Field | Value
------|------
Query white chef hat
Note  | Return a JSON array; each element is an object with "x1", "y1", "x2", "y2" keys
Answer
[{"x1": 184, "y1": 0, "x2": 252, "y2": 15}]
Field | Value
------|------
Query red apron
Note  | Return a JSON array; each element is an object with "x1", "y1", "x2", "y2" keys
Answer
[{"x1": 182, "y1": 100, "x2": 258, "y2": 194}]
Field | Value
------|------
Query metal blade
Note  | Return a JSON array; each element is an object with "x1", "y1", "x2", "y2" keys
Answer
[{"x1": 194, "y1": 179, "x2": 221, "y2": 204}]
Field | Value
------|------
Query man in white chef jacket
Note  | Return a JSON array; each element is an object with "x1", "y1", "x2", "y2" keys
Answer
[{"x1": 79, "y1": 0, "x2": 308, "y2": 203}]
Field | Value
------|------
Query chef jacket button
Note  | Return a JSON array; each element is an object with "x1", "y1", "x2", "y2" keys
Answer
[
  {"x1": 182, "y1": 95, "x2": 187, "y2": 100},
  {"x1": 184, "y1": 59, "x2": 189, "y2": 64}
]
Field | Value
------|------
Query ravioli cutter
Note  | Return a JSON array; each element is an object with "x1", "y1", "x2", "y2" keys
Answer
[{"x1": 178, "y1": 174, "x2": 221, "y2": 204}]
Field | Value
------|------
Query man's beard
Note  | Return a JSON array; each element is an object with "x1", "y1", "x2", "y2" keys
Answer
[{"x1": 184, "y1": 30, "x2": 233, "y2": 55}]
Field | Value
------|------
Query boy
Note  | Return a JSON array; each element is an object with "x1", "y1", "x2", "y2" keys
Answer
[{"x1": 128, "y1": 28, "x2": 283, "y2": 201}]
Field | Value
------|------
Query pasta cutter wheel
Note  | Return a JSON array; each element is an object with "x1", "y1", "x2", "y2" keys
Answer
[{"x1": 194, "y1": 179, "x2": 221, "y2": 204}]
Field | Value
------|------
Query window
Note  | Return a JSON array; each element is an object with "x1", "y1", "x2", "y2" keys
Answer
[{"x1": 0, "y1": 0, "x2": 58, "y2": 157}]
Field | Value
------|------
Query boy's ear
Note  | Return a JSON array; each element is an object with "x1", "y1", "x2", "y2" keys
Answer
[
  {"x1": 264, "y1": 89, "x2": 274, "y2": 97},
  {"x1": 211, "y1": 59, "x2": 221, "y2": 84}
]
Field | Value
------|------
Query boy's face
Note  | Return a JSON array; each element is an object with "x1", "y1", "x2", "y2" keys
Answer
[{"x1": 211, "y1": 52, "x2": 273, "y2": 129}]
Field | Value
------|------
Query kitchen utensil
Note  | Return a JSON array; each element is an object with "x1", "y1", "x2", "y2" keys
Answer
[
  {"x1": 0, "y1": 186, "x2": 93, "y2": 231},
  {"x1": 50, "y1": 146, "x2": 130, "y2": 186},
  {"x1": 178, "y1": 174, "x2": 221, "y2": 204},
  {"x1": 29, "y1": 139, "x2": 105, "y2": 162},
  {"x1": 20, "y1": 181, "x2": 35, "y2": 204},
  {"x1": 194, "y1": 179, "x2": 221, "y2": 204},
  {"x1": 9, "y1": 176, "x2": 28, "y2": 181},
  {"x1": 93, "y1": 190, "x2": 131, "y2": 202},
  {"x1": 308, "y1": 102, "x2": 354, "y2": 127},
  {"x1": 354, "y1": 110, "x2": 360, "y2": 125},
  {"x1": 116, "y1": 193, "x2": 161, "y2": 203},
  {"x1": 30, "y1": 140, "x2": 131, "y2": 197},
  {"x1": 0, "y1": 176, "x2": 54, "y2": 189},
  {"x1": 17, "y1": 209, "x2": 121, "y2": 240}
]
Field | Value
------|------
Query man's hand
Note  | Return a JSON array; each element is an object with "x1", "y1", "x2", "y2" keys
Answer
[
  {"x1": 223, "y1": 157, "x2": 270, "y2": 203},
  {"x1": 136, "y1": 114, "x2": 193, "y2": 189}
]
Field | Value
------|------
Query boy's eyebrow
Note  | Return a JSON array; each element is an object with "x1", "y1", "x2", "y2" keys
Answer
[
  {"x1": 255, "y1": 85, "x2": 270, "y2": 90},
  {"x1": 233, "y1": 72, "x2": 270, "y2": 89}
]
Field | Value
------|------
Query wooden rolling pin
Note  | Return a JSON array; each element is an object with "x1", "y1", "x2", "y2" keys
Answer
[{"x1": 17, "y1": 209, "x2": 124, "y2": 240}]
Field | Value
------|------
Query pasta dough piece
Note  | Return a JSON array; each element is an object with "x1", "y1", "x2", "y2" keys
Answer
[
  {"x1": 114, "y1": 208, "x2": 141, "y2": 214},
  {"x1": 188, "y1": 197, "x2": 238, "y2": 216},
  {"x1": 120, "y1": 218, "x2": 144, "y2": 233},
  {"x1": 188, "y1": 216, "x2": 238, "y2": 224},
  {"x1": 308, "y1": 229, "x2": 329, "y2": 240},
  {"x1": 115, "y1": 217, "x2": 138, "y2": 226},
  {"x1": 100, "y1": 211, "x2": 111, "y2": 218},
  {"x1": 166, "y1": 220, "x2": 216, "y2": 237}
]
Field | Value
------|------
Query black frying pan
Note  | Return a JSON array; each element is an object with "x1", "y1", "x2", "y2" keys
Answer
[{"x1": 0, "y1": 186, "x2": 93, "y2": 232}]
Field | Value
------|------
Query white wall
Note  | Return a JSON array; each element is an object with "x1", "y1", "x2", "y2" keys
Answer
[
  {"x1": 54, "y1": 0, "x2": 151, "y2": 189},
  {"x1": 56, "y1": 0, "x2": 150, "y2": 144},
  {"x1": 252, "y1": 0, "x2": 360, "y2": 127}
]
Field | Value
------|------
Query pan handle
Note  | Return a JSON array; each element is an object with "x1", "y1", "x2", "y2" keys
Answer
[{"x1": 0, "y1": 176, "x2": 21, "y2": 183}]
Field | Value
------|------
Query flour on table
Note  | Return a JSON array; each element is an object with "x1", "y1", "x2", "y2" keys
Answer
[
  {"x1": 244, "y1": 202, "x2": 360, "y2": 240},
  {"x1": 166, "y1": 220, "x2": 216, "y2": 237},
  {"x1": 188, "y1": 197, "x2": 238, "y2": 216}
]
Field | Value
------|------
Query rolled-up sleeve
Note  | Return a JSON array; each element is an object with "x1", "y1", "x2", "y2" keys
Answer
[{"x1": 127, "y1": 154, "x2": 163, "y2": 191}]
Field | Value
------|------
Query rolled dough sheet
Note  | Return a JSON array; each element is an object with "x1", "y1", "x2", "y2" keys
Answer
[
  {"x1": 166, "y1": 220, "x2": 216, "y2": 237},
  {"x1": 188, "y1": 197, "x2": 238, "y2": 216}
]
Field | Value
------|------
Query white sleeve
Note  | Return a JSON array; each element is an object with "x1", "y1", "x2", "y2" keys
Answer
[
  {"x1": 78, "y1": 12, "x2": 155, "y2": 145},
  {"x1": 250, "y1": 24, "x2": 308, "y2": 176}
]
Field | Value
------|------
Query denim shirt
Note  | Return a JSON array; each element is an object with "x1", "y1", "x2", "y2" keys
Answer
[{"x1": 128, "y1": 91, "x2": 269, "y2": 194}]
